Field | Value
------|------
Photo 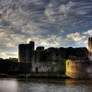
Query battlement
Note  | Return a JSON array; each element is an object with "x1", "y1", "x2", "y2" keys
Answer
[{"x1": 36, "y1": 46, "x2": 44, "y2": 51}]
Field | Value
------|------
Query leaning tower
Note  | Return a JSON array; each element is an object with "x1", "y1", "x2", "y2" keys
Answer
[{"x1": 88, "y1": 37, "x2": 92, "y2": 61}]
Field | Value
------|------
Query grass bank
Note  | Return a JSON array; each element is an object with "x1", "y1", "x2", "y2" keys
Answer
[{"x1": 0, "y1": 73, "x2": 69, "y2": 79}]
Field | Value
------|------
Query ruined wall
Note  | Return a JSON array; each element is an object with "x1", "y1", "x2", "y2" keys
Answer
[
  {"x1": 88, "y1": 37, "x2": 92, "y2": 61},
  {"x1": 34, "y1": 46, "x2": 45, "y2": 62},
  {"x1": 32, "y1": 61, "x2": 65, "y2": 73},
  {"x1": 88, "y1": 37, "x2": 92, "y2": 52},
  {"x1": 66, "y1": 59, "x2": 92, "y2": 79},
  {"x1": 44, "y1": 47, "x2": 88, "y2": 61}
]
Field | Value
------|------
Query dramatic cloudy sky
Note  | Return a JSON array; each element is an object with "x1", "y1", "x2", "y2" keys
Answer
[{"x1": 0, "y1": 0, "x2": 92, "y2": 58}]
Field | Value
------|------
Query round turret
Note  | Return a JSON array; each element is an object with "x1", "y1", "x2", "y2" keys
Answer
[{"x1": 88, "y1": 37, "x2": 92, "y2": 61}]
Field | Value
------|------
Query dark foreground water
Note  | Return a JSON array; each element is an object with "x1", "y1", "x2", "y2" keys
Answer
[{"x1": 0, "y1": 78, "x2": 92, "y2": 92}]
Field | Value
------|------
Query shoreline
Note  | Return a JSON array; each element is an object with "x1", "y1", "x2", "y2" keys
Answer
[
  {"x1": 0, "y1": 73, "x2": 92, "y2": 80},
  {"x1": 0, "y1": 73, "x2": 69, "y2": 79}
]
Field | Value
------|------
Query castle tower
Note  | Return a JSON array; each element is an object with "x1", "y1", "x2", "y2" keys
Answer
[
  {"x1": 18, "y1": 41, "x2": 35, "y2": 63},
  {"x1": 88, "y1": 37, "x2": 92, "y2": 61},
  {"x1": 35, "y1": 46, "x2": 44, "y2": 62},
  {"x1": 18, "y1": 44, "x2": 26, "y2": 62},
  {"x1": 26, "y1": 41, "x2": 34, "y2": 63}
]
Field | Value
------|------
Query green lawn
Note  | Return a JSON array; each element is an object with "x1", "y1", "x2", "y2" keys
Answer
[
  {"x1": 18, "y1": 73, "x2": 69, "y2": 78},
  {"x1": 0, "y1": 73, "x2": 69, "y2": 79}
]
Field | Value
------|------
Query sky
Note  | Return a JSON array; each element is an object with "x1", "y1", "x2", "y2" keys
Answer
[{"x1": 0, "y1": 0, "x2": 92, "y2": 58}]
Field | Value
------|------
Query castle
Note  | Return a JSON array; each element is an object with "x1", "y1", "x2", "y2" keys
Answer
[
  {"x1": 18, "y1": 41, "x2": 66, "y2": 73},
  {"x1": 0, "y1": 37, "x2": 90, "y2": 78},
  {"x1": 66, "y1": 37, "x2": 92, "y2": 79},
  {"x1": 18, "y1": 37, "x2": 90, "y2": 75},
  {"x1": 18, "y1": 41, "x2": 88, "y2": 64}
]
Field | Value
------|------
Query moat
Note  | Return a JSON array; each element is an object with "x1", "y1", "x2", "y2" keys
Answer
[{"x1": 0, "y1": 78, "x2": 92, "y2": 92}]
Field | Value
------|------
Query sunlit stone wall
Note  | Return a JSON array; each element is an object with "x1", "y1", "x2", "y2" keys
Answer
[
  {"x1": 88, "y1": 37, "x2": 92, "y2": 61},
  {"x1": 66, "y1": 59, "x2": 92, "y2": 79}
]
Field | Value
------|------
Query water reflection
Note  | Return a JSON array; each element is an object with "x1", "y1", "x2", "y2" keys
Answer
[
  {"x1": 0, "y1": 78, "x2": 92, "y2": 92},
  {"x1": 0, "y1": 79, "x2": 19, "y2": 92}
]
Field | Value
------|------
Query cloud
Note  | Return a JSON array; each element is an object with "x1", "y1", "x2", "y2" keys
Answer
[
  {"x1": 27, "y1": 35, "x2": 63, "y2": 47},
  {"x1": 22, "y1": 21, "x2": 48, "y2": 35},
  {"x1": 59, "y1": 1, "x2": 75, "y2": 16},
  {"x1": 76, "y1": 10, "x2": 87, "y2": 15},
  {"x1": 83, "y1": 30, "x2": 92, "y2": 36},
  {"x1": 44, "y1": 0, "x2": 92, "y2": 30},
  {"x1": 0, "y1": 52, "x2": 17, "y2": 59},
  {"x1": 66, "y1": 32, "x2": 87, "y2": 44},
  {"x1": 0, "y1": 28, "x2": 26, "y2": 48},
  {"x1": 0, "y1": 0, "x2": 92, "y2": 58}
]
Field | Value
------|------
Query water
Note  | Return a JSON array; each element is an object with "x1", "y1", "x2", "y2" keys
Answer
[{"x1": 0, "y1": 78, "x2": 92, "y2": 92}]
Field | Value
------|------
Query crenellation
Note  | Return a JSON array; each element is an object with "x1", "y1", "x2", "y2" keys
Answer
[{"x1": 36, "y1": 46, "x2": 44, "y2": 51}]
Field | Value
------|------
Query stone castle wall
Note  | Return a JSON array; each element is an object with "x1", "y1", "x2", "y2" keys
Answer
[
  {"x1": 18, "y1": 41, "x2": 34, "y2": 63},
  {"x1": 65, "y1": 37, "x2": 92, "y2": 79},
  {"x1": 66, "y1": 59, "x2": 92, "y2": 79},
  {"x1": 88, "y1": 37, "x2": 92, "y2": 61},
  {"x1": 88, "y1": 37, "x2": 92, "y2": 52}
]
